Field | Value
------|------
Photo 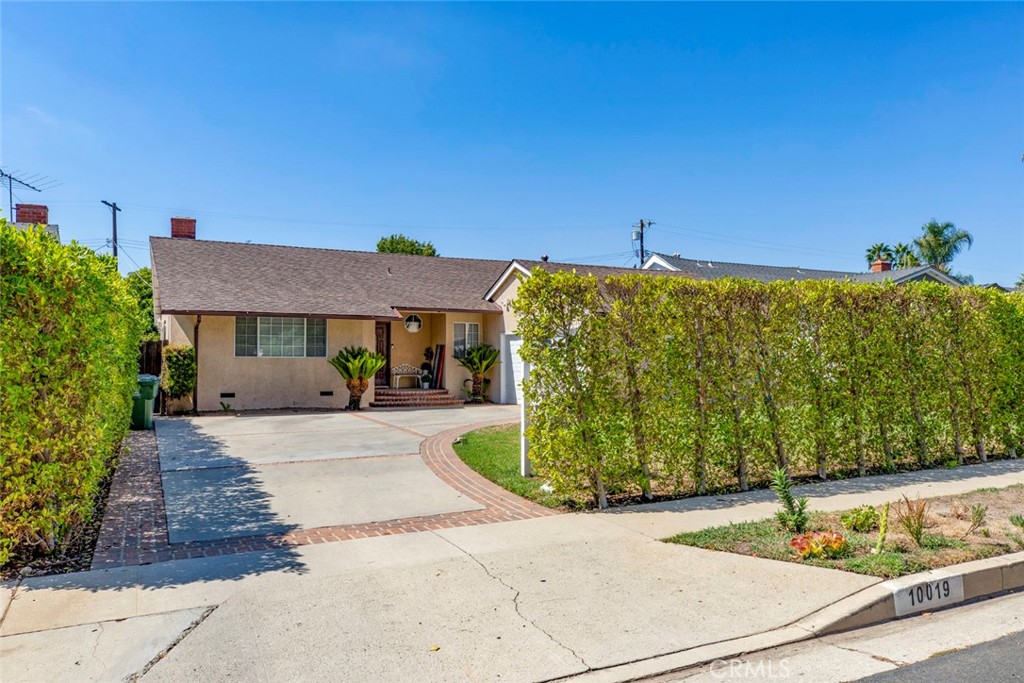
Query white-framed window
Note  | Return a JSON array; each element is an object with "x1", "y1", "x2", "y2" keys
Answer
[
  {"x1": 235, "y1": 316, "x2": 327, "y2": 357},
  {"x1": 453, "y1": 322, "x2": 480, "y2": 359}
]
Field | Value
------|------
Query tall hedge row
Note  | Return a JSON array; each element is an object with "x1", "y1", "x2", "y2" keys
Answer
[
  {"x1": 1, "y1": 222, "x2": 141, "y2": 565},
  {"x1": 514, "y1": 270, "x2": 1024, "y2": 508}
]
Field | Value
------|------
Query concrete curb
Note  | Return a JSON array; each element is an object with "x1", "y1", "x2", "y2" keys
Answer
[
  {"x1": 800, "y1": 551, "x2": 1024, "y2": 636},
  {"x1": 556, "y1": 551, "x2": 1024, "y2": 683}
]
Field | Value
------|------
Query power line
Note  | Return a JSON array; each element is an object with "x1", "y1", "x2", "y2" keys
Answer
[
  {"x1": 114, "y1": 243, "x2": 145, "y2": 272},
  {"x1": 29, "y1": 199, "x2": 620, "y2": 233},
  {"x1": 656, "y1": 222, "x2": 853, "y2": 259}
]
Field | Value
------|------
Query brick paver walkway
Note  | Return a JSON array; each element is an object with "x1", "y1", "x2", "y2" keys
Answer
[{"x1": 92, "y1": 416, "x2": 557, "y2": 569}]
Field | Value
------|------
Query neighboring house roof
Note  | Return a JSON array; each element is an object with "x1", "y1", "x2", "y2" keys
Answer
[
  {"x1": 643, "y1": 253, "x2": 962, "y2": 286},
  {"x1": 150, "y1": 237, "x2": 508, "y2": 319},
  {"x1": 484, "y1": 258, "x2": 692, "y2": 301},
  {"x1": 13, "y1": 222, "x2": 60, "y2": 241}
]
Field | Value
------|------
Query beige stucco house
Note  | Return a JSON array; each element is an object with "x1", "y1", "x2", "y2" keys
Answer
[{"x1": 151, "y1": 218, "x2": 517, "y2": 411}]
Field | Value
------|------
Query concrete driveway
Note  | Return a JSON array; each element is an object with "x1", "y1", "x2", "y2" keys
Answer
[{"x1": 156, "y1": 405, "x2": 519, "y2": 543}]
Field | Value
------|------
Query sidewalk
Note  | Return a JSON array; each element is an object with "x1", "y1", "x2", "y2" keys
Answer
[{"x1": 3, "y1": 459, "x2": 1022, "y2": 682}]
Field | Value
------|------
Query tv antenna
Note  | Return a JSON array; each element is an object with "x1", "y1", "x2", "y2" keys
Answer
[{"x1": 0, "y1": 168, "x2": 61, "y2": 219}]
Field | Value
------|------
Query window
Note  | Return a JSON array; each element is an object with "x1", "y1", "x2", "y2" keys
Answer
[
  {"x1": 235, "y1": 316, "x2": 327, "y2": 357},
  {"x1": 453, "y1": 322, "x2": 480, "y2": 359},
  {"x1": 404, "y1": 314, "x2": 423, "y2": 333}
]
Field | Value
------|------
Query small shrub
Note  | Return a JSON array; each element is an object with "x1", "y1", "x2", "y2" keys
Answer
[
  {"x1": 872, "y1": 501, "x2": 890, "y2": 555},
  {"x1": 841, "y1": 505, "x2": 878, "y2": 533},
  {"x1": 1010, "y1": 514, "x2": 1024, "y2": 530},
  {"x1": 921, "y1": 534, "x2": 967, "y2": 550},
  {"x1": 1009, "y1": 533, "x2": 1024, "y2": 551},
  {"x1": 161, "y1": 345, "x2": 197, "y2": 401},
  {"x1": 894, "y1": 495, "x2": 929, "y2": 547},
  {"x1": 950, "y1": 501, "x2": 969, "y2": 520},
  {"x1": 959, "y1": 503, "x2": 987, "y2": 540},
  {"x1": 770, "y1": 468, "x2": 809, "y2": 533}
]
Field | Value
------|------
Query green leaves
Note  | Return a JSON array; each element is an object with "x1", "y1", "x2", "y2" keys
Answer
[
  {"x1": 514, "y1": 268, "x2": 1024, "y2": 509},
  {"x1": 375, "y1": 234, "x2": 438, "y2": 256},
  {"x1": 328, "y1": 346, "x2": 386, "y2": 382},
  {"x1": 161, "y1": 346, "x2": 197, "y2": 400},
  {"x1": 454, "y1": 344, "x2": 500, "y2": 376},
  {"x1": 1, "y1": 220, "x2": 140, "y2": 566}
]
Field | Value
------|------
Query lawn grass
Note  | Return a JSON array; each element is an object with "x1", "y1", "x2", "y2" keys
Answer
[
  {"x1": 452, "y1": 424, "x2": 567, "y2": 509},
  {"x1": 665, "y1": 485, "x2": 1024, "y2": 578}
]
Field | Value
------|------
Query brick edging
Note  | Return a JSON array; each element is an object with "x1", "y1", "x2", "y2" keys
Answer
[
  {"x1": 419, "y1": 418, "x2": 559, "y2": 519},
  {"x1": 91, "y1": 416, "x2": 555, "y2": 569}
]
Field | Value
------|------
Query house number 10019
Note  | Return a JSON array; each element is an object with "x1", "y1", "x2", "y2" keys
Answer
[
  {"x1": 891, "y1": 574, "x2": 964, "y2": 617},
  {"x1": 908, "y1": 579, "x2": 950, "y2": 606}
]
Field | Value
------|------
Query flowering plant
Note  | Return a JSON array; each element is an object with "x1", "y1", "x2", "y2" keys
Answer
[{"x1": 790, "y1": 531, "x2": 848, "y2": 559}]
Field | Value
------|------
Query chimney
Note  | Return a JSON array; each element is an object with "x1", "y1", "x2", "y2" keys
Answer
[
  {"x1": 15, "y1": 204, "x2": 48, "y2": 225},
  {"x1": 870, "y1": 258, "x2": 892, "y2": 273},
  {"x1": 170, "y1": 217, "x2": 196, "y2": 239}
]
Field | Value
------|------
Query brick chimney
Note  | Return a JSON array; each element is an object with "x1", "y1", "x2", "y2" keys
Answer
[
  {"x1": 170, "y1": 217, "x2": 196, "y2": 239},
  {"x1": 15, "y1": 204, "x2": 48, "y2": 224},
  {"x1": 870, "y1": 258, "x2": 893, "y2": 273}
]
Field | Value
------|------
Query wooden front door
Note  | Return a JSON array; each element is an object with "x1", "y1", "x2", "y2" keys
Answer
[{"x1": 375, "y1": 322, "x2": 391, "y2": 387}]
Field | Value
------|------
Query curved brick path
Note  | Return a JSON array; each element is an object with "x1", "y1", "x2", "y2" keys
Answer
[{"x1": 92, "y1": 416, "x2": 557, "y2": 569}]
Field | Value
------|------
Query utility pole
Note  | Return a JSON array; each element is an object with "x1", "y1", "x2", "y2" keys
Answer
[
  {"x1": 632, "y1": 218, "x2": 655, "y2": 264},
  {"x1": 101, "y1": 200, "x2": 121, "y2": 259}
]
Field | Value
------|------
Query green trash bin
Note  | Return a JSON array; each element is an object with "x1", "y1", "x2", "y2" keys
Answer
[{"x1": 132, "y1": 374, "x2": 160, "y2": 430}]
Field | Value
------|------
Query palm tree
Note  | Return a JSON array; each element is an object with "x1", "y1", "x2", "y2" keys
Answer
[
  {"x1": 454, "y1": 344, "x2": 500, "y2": 403},
  {"x1": 865, "y1": 243, "x2": 894, "y2": 266},
  {"x1": 913, "y1": 220, "x2": 973, "y2": 272},
  {"x1": 892, "y1": 242, "x2": 921, "y2": 269},
  {"x1": 328, "y1": 346, "x2": 387, "y2": 410}
]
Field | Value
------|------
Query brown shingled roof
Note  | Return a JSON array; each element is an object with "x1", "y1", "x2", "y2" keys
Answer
[{"x1": 150, "y1": 237, "x2": 508, "y2": 319}]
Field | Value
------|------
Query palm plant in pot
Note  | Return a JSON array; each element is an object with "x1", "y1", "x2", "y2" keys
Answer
[
  {"x1": 454, "y1": 343, "x2": 500, "y2": 403},
  {"x1": 328, "y1": 346, "x2": 387, "y2": 410}
]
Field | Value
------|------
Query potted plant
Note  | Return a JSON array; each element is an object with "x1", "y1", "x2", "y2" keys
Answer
[
  {"x1": 454, "y1": 343, "x2": 499, "y2": 403},
  {"x1": 328, "y1": 346, "x2": 387, "y2": 410},
  {"x1": 420, "y1": 346, "x2": 434, "y2": 389}
]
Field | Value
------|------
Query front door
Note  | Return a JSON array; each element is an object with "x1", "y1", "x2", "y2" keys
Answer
[{"x1": 375, "y1": 322, "x2": 391, "y2": 387}]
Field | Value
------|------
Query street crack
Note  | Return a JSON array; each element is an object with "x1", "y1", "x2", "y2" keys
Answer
[
  {"x1": 433, "y1": 532, "x2": 590, "y2": 671},
  {"x1": 126, "y1": 606, "x2": 217, "y2": 681}
]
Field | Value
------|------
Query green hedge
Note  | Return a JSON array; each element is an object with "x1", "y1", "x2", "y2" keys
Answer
[
  {"x1": 1, "y1": 221, "x2": 141, "y2": 565},
  {"x1": 514, "y1": 270, "x2": 1024, "y2": 508}
]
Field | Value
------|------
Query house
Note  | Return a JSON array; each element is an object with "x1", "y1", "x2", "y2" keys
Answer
[
  {"x1": 12, "y1": 204, "x2": 60, "y2": 241},
  {"x1": 642, "y1": 252, "x2": 963, "y2": 286},
  {"x1": 151, "y1": 218, "x2": 519, "y2": 411},
  {"x1": 150, "y1": 218, "x2": 967, "y2": 412}
]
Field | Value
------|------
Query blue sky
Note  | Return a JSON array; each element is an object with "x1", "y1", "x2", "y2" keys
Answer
[{"x1": 2, "y1": 2, "x2": 1022, "y2": 283}]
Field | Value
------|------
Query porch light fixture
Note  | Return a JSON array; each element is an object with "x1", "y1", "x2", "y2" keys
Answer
[{"x1": 404, "y1": 314, "x2": 423, "y2": 333}]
